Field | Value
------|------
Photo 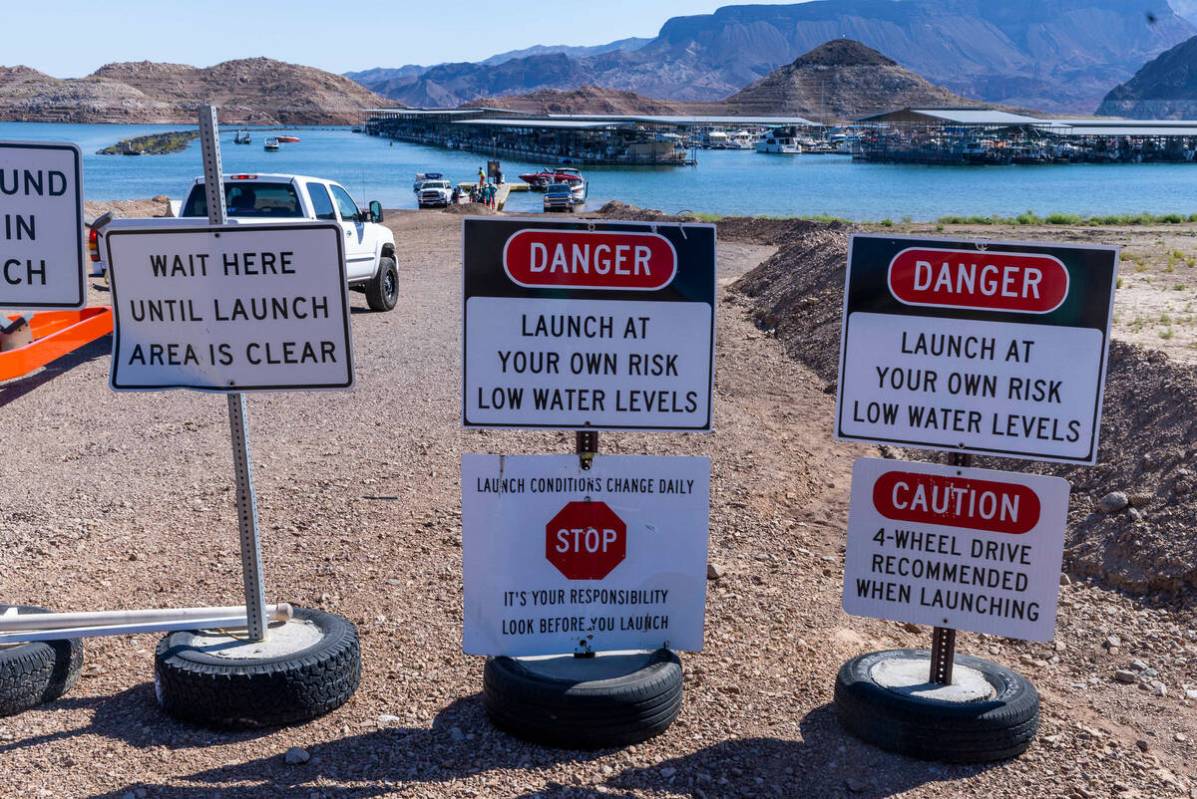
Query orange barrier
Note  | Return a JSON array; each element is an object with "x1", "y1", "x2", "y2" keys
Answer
[{"x1": 0, "y1": 307, "x2": 113, "y2": 382}]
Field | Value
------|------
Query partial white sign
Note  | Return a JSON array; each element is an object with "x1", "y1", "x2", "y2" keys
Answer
[
  {"x1": 843, "y1": 457, "x2": 1070, "y2": 642},
  {"x1": 0, "y1": 141, "x2": 85, "y2": 309},
  {"x1": 462, "y1": 454, "x2": 710, "y2": 657},
  {"x1": 106, "y1": 223, "x2": 353, "y2": 391}
]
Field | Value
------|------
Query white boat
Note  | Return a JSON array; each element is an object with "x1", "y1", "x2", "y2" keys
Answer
[
  {"x1": 729, "y1": 130, "x2": 756, "y2": 150},
  {"x1": 756, "y1": 128, "x2": 802, "y2": 155},
  {"x1": 263, "y1": 137, "x2": 280, "y2": 152}
]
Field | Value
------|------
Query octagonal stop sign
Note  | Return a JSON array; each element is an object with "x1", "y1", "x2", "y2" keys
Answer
[{"x1": 545, "y1": 501, "x2": 627, "y2": 580}]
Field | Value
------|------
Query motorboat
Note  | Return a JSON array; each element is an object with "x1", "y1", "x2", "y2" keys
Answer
[
  {"x1": 729, "y1": 130, "x2": 756, "y2": 150},
  {"x1": 264, "y1": 137, "x2": 280, "y2": 152},
  {"x1": 519, "y1": 168, "x2": 561, "y2": 190},
  {"x1": 519, "y1": 167, "x2": 586, "y2": 196},
  {"x1": 276, "y1": 135, "x2": 301, "y2": 143},
  {"x1": 756, "y1": 127, "x2": 802, "y2": 154},
  {"x1": 234, "y1": 129, "x2": 252, "y2": 145}
]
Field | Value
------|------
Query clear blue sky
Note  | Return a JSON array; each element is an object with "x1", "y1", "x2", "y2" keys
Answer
[{"x1": 7, "y1": 0, "x2": 808, "y2": 77}]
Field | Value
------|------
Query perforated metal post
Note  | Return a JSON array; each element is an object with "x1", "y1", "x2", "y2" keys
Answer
[
  {"x1": 929, "y1": 450, "x2": 971, "y2": 684},
  {"x1": 576, "y1": 429, "x2": 598, "y2": 471},
  {"x1": 199, "y1": 106, "x2": 268, "y2": 643}
]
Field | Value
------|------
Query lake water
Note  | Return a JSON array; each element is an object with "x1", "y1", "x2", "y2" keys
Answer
[{"x1": 7, "y1": 121, "x2": 1197, "y2": 220}]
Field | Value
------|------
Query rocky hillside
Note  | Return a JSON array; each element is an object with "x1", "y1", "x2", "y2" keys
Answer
[
  {"x1": 1097, "y1": 34, "x2": 1197, "y2": 118},
  {"x1": 0, "y1": 58, "x2": 388, "y2": 124},
  {"x1": 474, "y1": 85, "x2": 685, "y2": 115},
  {"x1": 353, "y1": 0, "x2": 1193, "y2": 113},
  {"x1": 723, "y1": 39, "x2": 979, "y2": 122}
]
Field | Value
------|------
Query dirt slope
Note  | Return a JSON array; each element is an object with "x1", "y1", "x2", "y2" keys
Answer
[
  {"x1": 733, "y1": 221, "x2": 1197, "y2": 594},
  {"x1": 0, "y1": 58, "x2": 389, "y2": 124}
]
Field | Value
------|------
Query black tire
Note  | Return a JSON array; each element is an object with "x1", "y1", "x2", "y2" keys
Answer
[
  {"x1": 154, "y1": 607, "x2": 360, "y2": 729},
  {"x1": 834, "y1": 648, "x2": 1040, "y2": 763},
  {"x1": 365, "y1": 256, "x2": 399, "y2": 312},
  {"x1": 483, "y1": 649, "x2": 684, "y2": 749},
  {"x1": 0, "y1": 605, "x2": 84, "y2": 717}
]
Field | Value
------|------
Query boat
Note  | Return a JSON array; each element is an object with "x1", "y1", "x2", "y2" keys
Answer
[
  {"x1": 234, "y1": 129, "x2": 252, "y2": 145},
  {"x1": 264, "y1": 137, "x2": 280, "y2": 152},
  {"x1": 518, "y1": 168, "x2": 561, "y2": 191},
  {"x1": 756, "y1": 127, "x2": 802, "y2": 155},
  {"x1": 555, "y1": 168, "x2": 588, "y2": 204},
  {"x1": 276, "y1": 135, "x2": 301, "y2": 143},
  {"x1": 729, "y1": 130, "x2": 756, "y2": 150}
]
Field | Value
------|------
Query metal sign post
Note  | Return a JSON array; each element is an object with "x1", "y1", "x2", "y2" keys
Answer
[
  {"x1": 197, "y1": 106, "x2": 268, "y2": 643},
  {"x1": 927, "y1": 449, "x2": 970, "y2": 685}
]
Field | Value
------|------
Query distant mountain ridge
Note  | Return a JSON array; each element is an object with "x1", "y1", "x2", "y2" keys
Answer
[
  {"x1": 0, "y1": 57, "x2": 388, "y2": 124},
  {"x1": 352, "y1": 0, "x2": 1195, "y2": 113},
  {"x1": 1097, "y1": 34, "x2": 1197, "y2": 118}
]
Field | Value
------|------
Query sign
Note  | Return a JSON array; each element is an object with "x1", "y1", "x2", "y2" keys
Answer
[
  {"x1": 546, "y1": 501, "x2": 627, "y2": 580},
  {"x1": 843, "y1": 457, "x2": 1070, "y2": 641},
  {"x1": 105, "y1": 223, "x2": 353, "y2": 391},
  {"x1": 462, "y1": 454, "x2": 710, "y2": 657},
  {"x1": 835, "y1": 235, "x2": 1118, "y2": 464},
  {"x1": 462, "y1": 217, "x2": 716, "y2": 431},
  {"x1": 0, "y1": 141, "x2": 85, "y2": 309}
]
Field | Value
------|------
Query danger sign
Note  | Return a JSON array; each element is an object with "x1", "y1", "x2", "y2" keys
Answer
[
  {"x1": 0, "y1": 141, "x2": 85, "y2": 309},
  {"x1": 843, "y1": 457, "x2": 1070, "y2": 641},
  {"x1": 463, "y1": 217, "x2": 716, "y2": 431},
  {"x1": 836, "y1": 235, "x2": 1118, "y2": 464},
  {"x1": 462, "y1": 454, "x2": 710, "y2": 657},
  {"x1": 106, "y1": 223, "x2": 353, "y2": 392},
  {"x1": 546, "y1": 501, "x2": 627, "y2": 580}
]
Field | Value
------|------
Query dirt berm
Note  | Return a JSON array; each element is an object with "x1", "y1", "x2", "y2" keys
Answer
[{"x1": 730, "y1": 220, "x2": 1197, "y2": 595}]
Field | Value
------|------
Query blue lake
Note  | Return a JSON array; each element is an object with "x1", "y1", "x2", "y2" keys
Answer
[{"x1": 7, "y1": 121, "x2": 1197, "y2": 220}]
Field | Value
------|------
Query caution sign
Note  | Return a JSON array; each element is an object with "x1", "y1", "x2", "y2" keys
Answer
[
  {"x1": 463, "y1": 218, "x2": 716, "y2": 430},
  {"x1": 843, "y1": 457, "x2": 1070, "y2": 641},
  {"x1": 0, "y1": 141, "x2": 85, "y2": 309},
  {"x1": 462, "y1": 454, "x2": 710, "y2": 657},
  {"x1": 106, "y1": 223, "x2": 353, "y2": 391},
  {"x1": 835, "y1": 236, "x2": 1118, "y2": 464}
]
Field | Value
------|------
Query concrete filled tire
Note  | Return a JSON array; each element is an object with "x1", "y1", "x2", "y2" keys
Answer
[
  {"x1": 0, "y1": 605, "x2": 84, "y2": 717},
  {"x1": 365, "y1": 256, "x2": 399, "y2": 312},
  {"x1": 483, "y1": 649, "x2": 683, "y2": 749},
  {"x1": 154, "y1": 607, "x2": 360, "y2": 729},
  {"x1": 834, "y1": 648, "x2": 1040, "y2": 763}
]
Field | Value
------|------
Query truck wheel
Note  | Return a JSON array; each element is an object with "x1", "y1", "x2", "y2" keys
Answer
[
  {"x1": 834, "y1": 648, "x2": 1039, "y2": 763},
  {"x1": 0, "y1": 605, "x2": 84, "y2": 717},
  {"x1": 154, "y1": 607, "x2": 361, "y2": 729},
  {"x1": 365, "y1": 256, "x2": 399, "y2": 312},
  {"x1": 483, "y1": 649, "x2": 684, "y2": 749}
]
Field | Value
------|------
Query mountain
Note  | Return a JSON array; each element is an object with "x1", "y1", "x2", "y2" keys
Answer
[
  {"x1": 347, "y1": 37, "x2": 649, "y2": 99},
  {"x1": 480, "y1": 38, "x2": 650, "y2": 66},
  {"x1": 723, "y1": 39, "x2": 980, "y2": 121},
  {"x1": 1097, "y1": 34, "x2": 1197, "y2": 117},
  {"x1": 0, "y1": 58, "x2": 388, "y2": 124},
  {"x1": 474, "y1": 85, "x2": 685, "y2": 115},
  {"x1": 355, "y1": 1, "x2": 1195, "y2": 113}
]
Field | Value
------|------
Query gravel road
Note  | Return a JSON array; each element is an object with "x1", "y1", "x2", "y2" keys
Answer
[{"x1": 0, "y1": 211, "x2": 1193, "y2": 798}]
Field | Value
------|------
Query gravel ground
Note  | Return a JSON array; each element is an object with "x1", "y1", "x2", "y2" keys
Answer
[{"x1": 0, "y1": 210, "x2": 1194, "y2": 798}]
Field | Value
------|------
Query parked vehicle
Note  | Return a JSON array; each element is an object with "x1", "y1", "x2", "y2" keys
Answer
[
  {"x1": 543, "y1": 182, "x2": 575, "y2": 212},
  {"x1": 264, "y1": 137, "x2": 280, "y2": 152},
  {"x1": 90, "y1": 173, "x2": 400, "y2": 312},
  {"x1": 413, "y1": 172, "x2": 445, "y2": 192},
  {"x1": 416, "y1": 178, "x2": 455, "y2": 208}
]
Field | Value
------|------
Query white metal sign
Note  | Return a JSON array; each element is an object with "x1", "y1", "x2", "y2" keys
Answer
[
  {"x1": 462, "y1": 454, "x2": 710, "y2": 657},
  {"x1": 462, "y1": 218, "x2": 716, "y2": 431},
  {"x1": 835, "y1": 235, "x2": 1118, "y2": 464},
  {"x1": 843, "y1": 457, "x2": 1070, "y2": 641},
  {"x1": 0, "y1": 141, "x2": 85, "y2": 309},
  {"x1": 106, "y1": 223, "x2": 353, "y2": 391}
]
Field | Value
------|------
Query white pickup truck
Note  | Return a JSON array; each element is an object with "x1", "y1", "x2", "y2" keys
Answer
[{"x1": 90, "y1": 173, "x2": 400, "y2": 311}]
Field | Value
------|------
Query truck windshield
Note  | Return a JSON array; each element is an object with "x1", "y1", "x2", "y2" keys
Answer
[{"x1": 181, "y1": 182, "x2": 303, "y2": 218}]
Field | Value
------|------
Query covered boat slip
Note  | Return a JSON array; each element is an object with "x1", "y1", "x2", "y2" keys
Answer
[
  {"x1": 853, "y1": 108, "x2": 1197, "y2": 165},
  {"x1": 364, "y1": 108, "x2": 816, "y2": 166}
]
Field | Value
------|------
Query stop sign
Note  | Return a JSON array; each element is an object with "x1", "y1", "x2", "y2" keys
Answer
[{"x1": 545, "y1": 501, "x2": 627, "y2": 580}]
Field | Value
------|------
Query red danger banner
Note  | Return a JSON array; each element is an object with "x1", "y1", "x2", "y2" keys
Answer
[
  {"x1": 888, "y1": 247, "x2": 1069, "y2": 314},
  {"x1": 872, "y1": 470, "x2": 1041, "y2": 535},
  {"x1": 503, "y1": 228, "x2": 677, "y2": 291}
]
